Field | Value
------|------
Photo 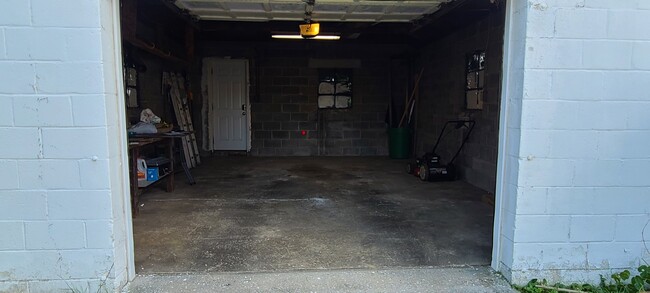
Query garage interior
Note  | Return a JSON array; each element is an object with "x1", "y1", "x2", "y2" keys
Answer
[{"x1": 121, "y1": 0, "x2": 506, "y2": 274}]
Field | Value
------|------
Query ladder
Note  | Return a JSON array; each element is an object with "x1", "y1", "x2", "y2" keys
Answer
[
  {"x1": 175, "y1": 74, "x2": 201, "y2": 165},
  {"x1": 163, "y1": 72, "x2": 200, "y2": 168}
]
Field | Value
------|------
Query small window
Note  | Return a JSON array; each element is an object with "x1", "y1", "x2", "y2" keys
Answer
[
  {"x1": 318, "y1": 70, "x2": 352, "y2": 109},
  {"x1": 465, "y1": 51, "x2": 485, "y2": 110}
]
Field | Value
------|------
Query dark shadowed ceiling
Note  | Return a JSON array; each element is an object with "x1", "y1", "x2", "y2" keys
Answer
[{"x1": 138, "y1": 0, "x2": 502, "y2": 45}]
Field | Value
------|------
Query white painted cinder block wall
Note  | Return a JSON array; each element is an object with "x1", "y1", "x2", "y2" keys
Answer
[
  {"x1": 496, "y1": 0, "x2": 650, "y2": 284},
  {"x1": 0, "y1": 0, "x2": 132, "y2": 292},
  {"x1": 1, "y1": 0, "x2": 648, "y2": 290}
]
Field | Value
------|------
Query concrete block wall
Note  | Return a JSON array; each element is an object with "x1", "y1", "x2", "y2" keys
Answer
[
  {"x1": 197, "y1": 41, "x2": 411, "y2": 156},
  {"x1": 250, "y1": 57, "x2": 320, "y2": 156},
  {"x1": 320, "y1": 60, "x2": 390, "y2": 156},
  {"x1": 416, "y1": 7, "x2": 505, "y2": 192},
  {"x1": 0, "y1": 0, "x2": 131, "y2": 292},
  {"x1": 125, "y1": 52, "x2": 170, "y2": 124},
  {"x1": 197, "y1": 42, "x2": 399, "y2": 156},
  {"x1": 497, "y1": 0, "x2": 650, "y2": 284},
  {"x1": 247, "y1": 56, "x2": 390, "y2": 156}
]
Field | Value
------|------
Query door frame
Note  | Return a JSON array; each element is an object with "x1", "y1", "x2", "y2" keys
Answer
[
  {"x1": 106, "y1": 0, "x2": 519, "y2": 287},
  {"x1": 203, "y1": 57, "x2": 252, "y2": 152},
  {"x1": 106, "y1": 0, "x2": 136, "y2": 285},
  {"x1": 491, "y1": 0, "x2": 519, "y2": 273}
]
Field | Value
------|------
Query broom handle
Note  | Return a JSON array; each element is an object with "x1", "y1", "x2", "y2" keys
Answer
[{"x1": 398, "y1": 67, "x2": 425, "y2": 128}]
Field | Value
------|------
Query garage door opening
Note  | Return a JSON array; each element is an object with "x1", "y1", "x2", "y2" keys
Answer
[{"x1": 120, "y1": 0, "x2": 507, "y2": 274}]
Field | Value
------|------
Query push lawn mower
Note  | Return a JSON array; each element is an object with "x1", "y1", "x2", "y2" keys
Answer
[{"x1": 407, "y1": 120, "x2": 475, "y2": 181}]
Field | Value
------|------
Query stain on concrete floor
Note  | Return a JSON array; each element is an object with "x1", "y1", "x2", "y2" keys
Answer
[{"x1": 133, "y1": 157, "x2": 494, "y2": 274}]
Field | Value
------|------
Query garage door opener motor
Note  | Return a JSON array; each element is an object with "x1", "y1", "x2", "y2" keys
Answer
[{"x1": 407, "y1": 120, "x2": 475, "y2": 181}]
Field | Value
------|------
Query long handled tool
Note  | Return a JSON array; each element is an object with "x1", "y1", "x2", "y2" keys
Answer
[{"x1": 398, "y1": 67, "x2": 424, "y2": 128}]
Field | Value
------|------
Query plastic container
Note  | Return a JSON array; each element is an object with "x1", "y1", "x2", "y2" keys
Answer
[
  {"x1": 388, "y1": 127, "x2": 412, "y2": 159},
  {"x1": 146, "y1": 167, "x2": 159, "y2": 181},
  {"x1": 137, "y1": 158, "x2": 147, "y2": 179}
]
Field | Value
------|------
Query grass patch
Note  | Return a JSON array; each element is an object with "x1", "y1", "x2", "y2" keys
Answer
[{"x1": 516, "y1": 265, "x2": 650, "y2": 293}]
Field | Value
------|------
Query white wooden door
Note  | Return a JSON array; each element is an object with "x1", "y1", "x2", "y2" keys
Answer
[{"x1": 209, "y1": 59, "x2": 249, "y2": 150}]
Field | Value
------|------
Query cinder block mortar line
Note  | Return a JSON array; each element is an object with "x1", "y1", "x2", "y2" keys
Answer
[
  {"x1": 567, "y1": 216, "x2": 573, "y2": 243},
  {"x1": 37, "y1": 127, "x2": 43, "y2": 159},
  {"x1": 0, "y1": 60, "x2": 100, "y2": 64},
  {"x1": 515, "y1": 185, "x2": 650, "y2": 188},
  {"x1": 511, "y1": 97, "x2": 650, "y2": 104},
  {"x1": 518, "y1": 129, "x2": 650, "y2": 132},
  {"x1": 0, "y1": 248, "x2": 112, "y2": 253},
  {"x1": 9, "y1": 95, "x2": 15, "y2": 126},
  {"x1": 5, "y1": 94, "x2": 99, "y2": 97},
  {"x1": 82, "y1": 221, "x2": 87, "y2": 248},
  {"x1": 8, "y1": 220, "x2": 95, "y2": 223},
  {"x1": 25, "y1": 277, "x2": 102, "y2": 282},
  {"x1": 3, "y1": 158, "x2": 110, "y2": 162},
  {"x1": 0, "y1": 189, "x2": 109, "y2": 192},
  {"x1": 514, "y1": 213, "x2": 650, "y2": 217},
  {"x1": 0, "y1": 126, "x2": 108, "y2": 130},
  {"x1": 541, "y1": 37, "x2": 650, "y2": 41},
  {"x1": 22, "y1": 222, "x2": 26, "y2": 252},
  {"x1": 511, "y1": 241, "x2": 647, "y2": 245},
  {"x1": 526, "y1": 68, "x2": 650, "y2": 73},
  {"x1": 1, "y1": 28, "x2": 5, "y2": 59},
  {"x1": 31, "y1": 62, "x2": 37, "y2": 94},
  {"x1": 1, "y1": 26, "x2": 101, "y2": 31},
  {"x1": 27, "y1": 0, "x2": 33, "y2": 26},
  {"x1": 0, "y1": 25, "x2": 102, "y2": 29},
  {"x1": 524, "y1": 67, "x2": 650, "y2": 72}
]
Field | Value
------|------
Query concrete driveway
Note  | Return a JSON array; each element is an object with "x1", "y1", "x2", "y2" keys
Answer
[{"x1": 125, "y1": 266, "x2": 516, "y2": 292}]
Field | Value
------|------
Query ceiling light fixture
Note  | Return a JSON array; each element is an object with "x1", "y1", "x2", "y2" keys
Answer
[
  {"x1": 299, "y1": 22, "x2": 320, "y2": 38},
  {"x1": 272, "y1": 34, "x2": 341, "y2": 40},
  {"x1": 271, "y1": 0, "x2": 341, "y2": 40},
  {"x1": 300, "y1": 0, "x2": 319, "y2": 38}
]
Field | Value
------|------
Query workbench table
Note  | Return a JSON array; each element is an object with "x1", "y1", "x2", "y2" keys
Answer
[{"x1": 129, "y1": 132, "x2": 196, "y2": 215}]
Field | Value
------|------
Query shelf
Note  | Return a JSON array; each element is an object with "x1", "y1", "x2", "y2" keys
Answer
[
  {"x1": 124, "y1": 37, "x2": 188, "y2": 66},
  {"x1": 138, "y1": 171, "x2": 172, "y2": 188}
]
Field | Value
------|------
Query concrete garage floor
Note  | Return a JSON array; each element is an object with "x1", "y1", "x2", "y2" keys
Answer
[{"x1": 133, "y1": 157, "x2": 494, "y2": 274}]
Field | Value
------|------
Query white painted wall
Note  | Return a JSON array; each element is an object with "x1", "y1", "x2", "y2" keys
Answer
[
  {"x1": 495, "y1": 0, "x2": 650, "y2": 284},
  {"x1": 0, "y1": 0, "x2": 132, "y2": 292}
]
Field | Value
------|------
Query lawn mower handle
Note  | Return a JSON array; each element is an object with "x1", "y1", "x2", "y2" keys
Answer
[{"x1": 431, "y1": 120, "x2": 476, "y2": 165}]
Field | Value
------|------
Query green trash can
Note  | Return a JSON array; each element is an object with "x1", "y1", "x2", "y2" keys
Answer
[{"x1": 388, "y1": 127, "x2": 411, "y2": 159}]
